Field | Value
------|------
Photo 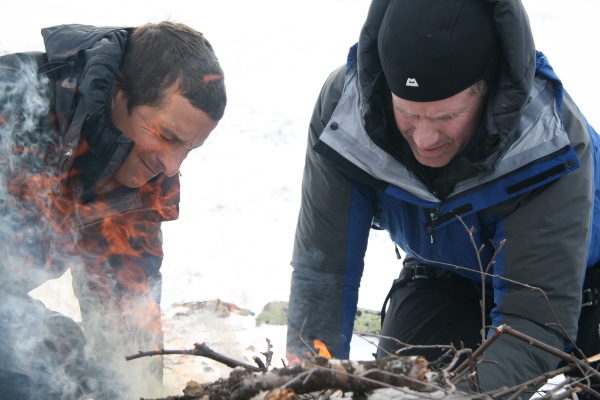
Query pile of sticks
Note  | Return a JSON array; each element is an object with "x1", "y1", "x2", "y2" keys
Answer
[{"x1": 130, "y1": 324, "x2": 600, "y2": 400}]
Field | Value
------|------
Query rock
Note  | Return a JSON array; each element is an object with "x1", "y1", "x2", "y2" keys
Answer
[
  {"x1": 171, "y1": 299, "x2": 254, "y2": 318},
  {"x1": 256, "y1": 301, "x2": 381, "y2": 334},
  {"x1": 353, "y1": 308, "x2": 381, "y2": 334},
  {"x1": 256, "y1": 301, "x2": 288, "y2": 326},
  {"x1": 183, "y1": 380, "x2": 204, "y2": 396}
]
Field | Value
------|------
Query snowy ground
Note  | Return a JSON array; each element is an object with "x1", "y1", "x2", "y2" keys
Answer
[{"x1": 3, "y1": 0, "x2": 600, "y2": 397}]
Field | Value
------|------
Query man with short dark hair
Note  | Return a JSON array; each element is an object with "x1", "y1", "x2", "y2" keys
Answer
[
  {"x1": 0, "y1": 22, "x2": 225, "y2": 399},
  {"x1": 286, "y1": 0, "x2": 600, "y2": 397}
]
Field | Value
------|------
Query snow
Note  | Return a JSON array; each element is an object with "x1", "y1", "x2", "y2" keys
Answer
[{"x1": 3, "y1": 0, "x2": 600, "y2": 397}]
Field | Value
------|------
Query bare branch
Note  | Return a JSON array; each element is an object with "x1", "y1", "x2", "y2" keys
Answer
[
  {"x1": 261, "y1": 338, "x2": 274, "y2": 369},
  {"x1": 455, "y1": 215, "x2": 501, "y2": 344},
  {"x1": 125, "y1": 342, "x2": 264, "y2": 372},
  {"x1": 451, "y1": 328, "x2": 503, "y2": 379},
  {"x1": 490, "y1": 365, "x2": 574, "y2": 398},
  {"x1": 456, "y1": 215, "x2": 487, "y2": 343}
]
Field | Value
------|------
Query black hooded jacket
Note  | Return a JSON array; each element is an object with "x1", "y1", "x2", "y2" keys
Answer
[
  {"x1": 0, "y1": 24, "x2": 179, "y2": 302},
  {"x1": 357, "y1": 0, "x2": 536, "y2": 198},
  {"x1": 287, "y1": 0, "x2": 599, "y2": 396},
  {"x1": 0, "y1": 25, "x2": 185, "y2": 398}
]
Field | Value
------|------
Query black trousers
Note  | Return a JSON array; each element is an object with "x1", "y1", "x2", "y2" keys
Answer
[
  {"x1": 376, "y1": 271, "x2": 493, "y2": 365},
  {"x1": 377, "y1": 266, "x2": 600, "y2": 394}
]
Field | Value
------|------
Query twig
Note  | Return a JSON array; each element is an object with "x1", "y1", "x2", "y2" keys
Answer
[
  {"x1": 451, "y1": 331, "x2": 502, "y2": 384},
  {"x1": 534, "y1": 377, "x2": 576, "y2": 400},
  {"x1": 125, "y1": 342, "x2": 264, "y2": 372},
  {"x1": 505, "y1": 383, "x2": 532, "y2": 400},
  {"x1": 298, "y1": 314, "x2": 319, "y2": 358},
  {"x1": 499, "y1": 325, "x2": 600, "y2": 380},
  {"x1": 453, "y1": 324, "x2": 600, "y2": 395},
  {"x1": 545, "y1": 388, "x2": 578, "y2": 400},
  {"x1": 455, "y1": 215, "x2": 504, "y2": 345},
  {"x1": 253, "y1": 356, "x2": 266, "y2": 370},
  {"x1": 353, "y1": 331, "x2": 467, "y2": 391},
  {"x1": 354, "y1": 331, "x2": 457, "y2": 359},
  {"x1": 451, "y1": 328, "x2": 503, "y2": 379},
  {"x1": 440, "y1": 348, "x2": 472, "y2": 375},
  {"x1": 490, "y1": 365, "x2": 574, "y2": 398},
  {"x1": 573, "y1": 382, "x2": 600, "y2": 399},
  {"x1": 261, "y1": 338, "x2": 274, "y2": 369}
]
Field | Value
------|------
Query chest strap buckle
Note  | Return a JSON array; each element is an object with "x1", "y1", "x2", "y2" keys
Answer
[{"x1": 582, "y1": 288, "x2": 598, "y2": 307}]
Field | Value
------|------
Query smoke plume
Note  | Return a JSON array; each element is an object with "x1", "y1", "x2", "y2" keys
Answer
[{"x1": 1, "y1": 54, "x2": 164, "y2": 399}]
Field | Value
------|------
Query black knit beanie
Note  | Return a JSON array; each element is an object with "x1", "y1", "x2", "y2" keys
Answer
[{"x1": 378, "y1": 0, "x2": 500, "y2": 102}]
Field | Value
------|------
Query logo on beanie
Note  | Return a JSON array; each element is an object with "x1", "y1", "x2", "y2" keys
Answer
[{"x1": 406, "y1": 78, "x2": 419, "y2": 87}]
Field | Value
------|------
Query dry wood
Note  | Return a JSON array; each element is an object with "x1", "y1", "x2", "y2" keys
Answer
[
  {"x1": 143, "y1": 355, "x2": 440, "y2": 400},
  {"x1": 126, "y1": 342, "x2": 265, "y2": 372}
]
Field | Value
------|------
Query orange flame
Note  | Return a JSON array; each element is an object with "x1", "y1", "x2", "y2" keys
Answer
[
  {"x1": 286, "y1": 339, "x2": 332, "y2": 366},
  {"x1": 5, "y1": 136, "x2": 179, "y2": 339},
  {"x1": 313, "y1": 339, "x2": 332, "y2": 359},
  {"x1": 286, "y1": 349, "x2": 303, "y2": 366}
]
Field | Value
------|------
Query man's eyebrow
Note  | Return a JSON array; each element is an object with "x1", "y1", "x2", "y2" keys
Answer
[
  {"x1": 428, "y1": 103, "x2": 473, "y2": 121},
  {"x1": 393, "y1": 105, "x2": 418, "y2": 118},
  {"x1": 428, "y1": 111, "x2": 460, "y2": 121},
  {"x1": 162, "y1": 126, "x2": 205, "y2": 150},
  {"x1": 161, "y1": 126, "x2": 187, "y2": 144},
  {"x1": 394, "y1": 104, "x2": 470, "y2": 121}
]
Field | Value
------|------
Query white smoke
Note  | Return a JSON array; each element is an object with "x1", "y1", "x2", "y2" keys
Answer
[
  {"x1": 0, "y1": 54, "x2": 59, "y2": 282},
  {"x1": 0, "y1": 55, "x2": 164, "y2": 399},
  {"x1": 0, "y1": 54, "x2": 89, "y2": 400}
]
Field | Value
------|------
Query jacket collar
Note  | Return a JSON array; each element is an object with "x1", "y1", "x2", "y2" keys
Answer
[{"x1": 316, "y1": 55, "x2": 575, "y2": 205}]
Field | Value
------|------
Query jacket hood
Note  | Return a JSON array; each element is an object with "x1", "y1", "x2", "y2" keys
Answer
[
  {"x1": 40, "y1": 24, "x2": 180, "y2": 221},
  {"x1": 41, "y1": 24, "x2": 134, "y2": 200},
  {"x1": 357, "y1": 0, "x2": 536, "y2": 161},
  {"x1": 42, "y1": 24, "x2": 132, "y2": 64}
]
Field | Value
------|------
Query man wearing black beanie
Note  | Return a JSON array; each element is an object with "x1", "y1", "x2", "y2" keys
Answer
[{"x1": 287, "y1": 0, "x2": 600, "y2": 398}]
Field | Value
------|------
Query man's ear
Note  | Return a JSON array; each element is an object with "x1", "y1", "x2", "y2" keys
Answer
[
  {"x1": 111, "y1": 72, "x2": 129, "y2": 125},
  {"x1": 112, "y1": 72, "x2": 125, "y2": 103}
]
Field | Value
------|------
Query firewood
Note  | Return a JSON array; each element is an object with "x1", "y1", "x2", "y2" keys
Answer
[
  {"x1": 143, "y1": 355, "x2": 446, "y2": 400},
  {"x1": 126, "y1": 342, "x2": 265, "y2": 372}
]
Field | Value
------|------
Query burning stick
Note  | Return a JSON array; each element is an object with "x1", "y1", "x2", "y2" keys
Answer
[{"x1": 126, "y1": 342, "x2": 266, "y2": 372}]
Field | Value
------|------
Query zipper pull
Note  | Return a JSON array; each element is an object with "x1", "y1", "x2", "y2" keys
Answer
[
  {"x1": 428, "y1": 207, "x2": 440, "y2": 244},
  {"x1": 394, "y1": 243, "x2": 402, "y2": 260}
]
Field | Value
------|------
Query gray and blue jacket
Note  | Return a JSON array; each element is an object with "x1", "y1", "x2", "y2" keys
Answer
[{"x1": 287, "y1": 0, "x2": 600, "y2": 392}]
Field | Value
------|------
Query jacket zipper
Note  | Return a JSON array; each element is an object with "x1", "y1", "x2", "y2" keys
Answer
[
  {"x1": 59, "y1": 205, "x2": 177, "y2": 233},
  {"x1": 427, "y1": 206, "x2": 440, "y2": 244},
  {"x1": 423, "y1": 146, "x2": 572, "y2": 244}
]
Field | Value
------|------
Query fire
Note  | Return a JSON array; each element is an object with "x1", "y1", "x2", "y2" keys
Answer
[
  {"x1": 3, "y1": 132, "x2": 180, "y2": 347},
  {"x1": 286, "y1": 349, "x2": 303, "y2": 366},
  {"x1": 313, "y1": 339, "x2": 332, "y2": 359},
  {"x1": 285, "y1": 339, "x2": 332, "y2": 366},
  {"x1": 1, "y1": 70, "x2": 181, "y2": 397}
]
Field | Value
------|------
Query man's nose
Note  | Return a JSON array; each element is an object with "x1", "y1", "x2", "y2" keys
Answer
[
  {"x1": 412, "y1": 123, "x2": 441, "y2": 149},
  {"x1": 159, "y1": 147, "x2": 187, "y2": 177}
]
